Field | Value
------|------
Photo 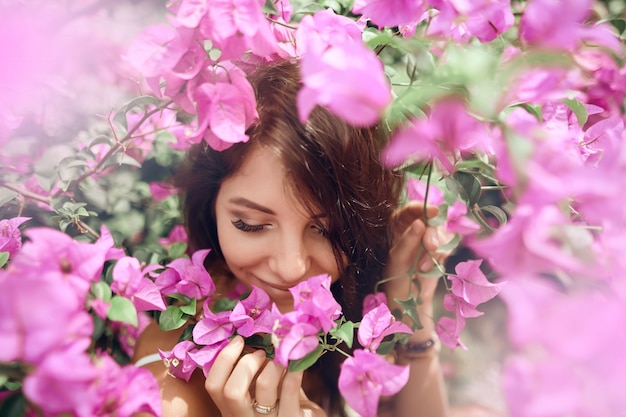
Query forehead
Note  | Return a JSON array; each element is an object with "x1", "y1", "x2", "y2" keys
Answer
[{"x1": 219, "y1": 146, "x2": 310, "y2": 213}]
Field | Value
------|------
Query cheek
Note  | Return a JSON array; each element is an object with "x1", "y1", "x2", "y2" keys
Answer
[{"x1": 216, "y1": 220, "x2": 263, "y2": 274}]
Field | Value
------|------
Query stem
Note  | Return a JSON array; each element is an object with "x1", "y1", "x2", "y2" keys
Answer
[
  {"x1": 265, "y1": 16, "x2": 298, "y2": 30},
  {"x1": 56, "y1": 99, "x2": 173, "y2": 197},
  {"x1": 0, "y1": 182, "x2": 52, "y2": 206},
  {"x1": 74, "y1": 218, "x2": 100, "y2": 240}
]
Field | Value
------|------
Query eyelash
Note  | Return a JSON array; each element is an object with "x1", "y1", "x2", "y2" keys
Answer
[
  {"x1": 311, "y1": 224, "x2": 329, "y2": 237},
  {"x1": 231, "y1": 219, "x2": 329, "y2": 236},
  {"x1": 231, "y1": 219, "x2": 266, "y2": 232}
]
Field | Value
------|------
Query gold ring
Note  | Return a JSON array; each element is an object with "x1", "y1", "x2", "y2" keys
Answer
[{"x1": 253, "y1": 400, "x2": 277, "y2": 415}]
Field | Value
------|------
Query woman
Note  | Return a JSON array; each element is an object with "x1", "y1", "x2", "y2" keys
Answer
[{"x1": 134, "y1": 59, "x2": 449, "y2": 417}]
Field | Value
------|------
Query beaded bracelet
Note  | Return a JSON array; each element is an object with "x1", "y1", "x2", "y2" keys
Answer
[{"x1": 395, "y1": 334, "x2": 441, "y2": 359}]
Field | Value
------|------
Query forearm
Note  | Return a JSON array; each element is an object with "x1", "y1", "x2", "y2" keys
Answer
[{"x1": 389, "y1": 300, "x2": 449, "y2": 417}]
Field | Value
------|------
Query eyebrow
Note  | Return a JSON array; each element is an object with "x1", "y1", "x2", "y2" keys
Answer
[{"x1": 228, "y1": 197, "x2": 276, "y2": 215}]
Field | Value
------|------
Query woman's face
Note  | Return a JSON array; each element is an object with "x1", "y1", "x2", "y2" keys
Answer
[{"x1": 214, "y1": 145, "x2": 341, "y2": 312}]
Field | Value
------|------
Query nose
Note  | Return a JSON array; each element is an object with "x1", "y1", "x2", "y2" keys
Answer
[{"x1": 268, "y1": 235, "x2": 310, "y2": 285}]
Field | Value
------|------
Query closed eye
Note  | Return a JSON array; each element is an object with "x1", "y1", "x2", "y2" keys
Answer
[
  {"x1": 311, "y1": 223, "x2": 329, "y2": 237},
  {"x1": 231, "y1": 219, "x2": 267, "y2": 232}
]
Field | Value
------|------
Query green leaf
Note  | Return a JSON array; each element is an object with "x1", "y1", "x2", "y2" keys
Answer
[
  {"x1": 437, "y1": 233, "x2": 461, "y2": 253},
  {"x1": 262, "y1": 0, "x2": 279, "y2": 14},
  {"x1": 124, "y1": 95, "x2": 160, "y2": 112},
  {"x1": 179, "y1": 323, "x2": 196, "y2": 343},
  {"x1": 0, "y1": 251, "x2": 9, "y2": 268},
  {"x1": 159, "y1": 305, "x2": 187, "y2": 331},
  {"x1": 376, "y1": 339, "x2": 398, "y2": 355},
  {"x1": 0, "y1": 391, "x2": 27, "y2": 417},
  {"x1": 450, "y1": 172, "x2": 482, "y2": 206},
  {"x1": 480, "y1": 205, "x2": 508, "y2": 227},
  {"x1": 107, "y1": 296, "x2": 138, "y2": 326},
  {"x1": 213, "y1": 297, "x2": 238, "y2": 312},
  {"x1": 562, "y1": 98, "x2": 588, "y2": 127},
  {"x1": 394, "y1": 297, "x2": 423, "y2": 330},
  {"x1": 512, "y1": 102, "x2": 543, "y2": 122},
  {"x1": 179, "y1": 298, "x2": 197, "y2": 315},
  {"x1": 288, "y1": 344, "x2": 324, "y2": 372},
  {"x1": 608, "y1": 18, "x2": 626, "y2": 36},
  {"x1": 88, "y1": 135, "x2": 113, "y2": 149},
  {"x1": 91, "y1": 281, "x2": 112, "y2": 302},
  {"x1": 168, "y1": 241, "x2": 188, "y2": 259},
  {"x1": 329, "y1": 321, "x2": 355, "y2": 348}
]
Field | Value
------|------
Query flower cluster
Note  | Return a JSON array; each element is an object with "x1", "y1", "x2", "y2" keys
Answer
[
  {"x1": 0, "y1": 225, "x2": 161, "y2": 417},
  {"x1": 1, "y1": 0, "x2": 626, "y2": 416},
  {"x1": 158, "y1": 272, "x2": 411, "y2": 417}
]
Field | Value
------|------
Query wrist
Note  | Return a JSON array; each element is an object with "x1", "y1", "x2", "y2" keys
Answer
[{"x1": 395, "y1": 332, "x2": 441, "y2": 361}]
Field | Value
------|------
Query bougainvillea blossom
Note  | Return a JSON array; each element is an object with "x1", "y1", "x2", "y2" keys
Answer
[
  {"x1": 230, "y1": 286, "x2": 275, "y2": 337},
  {"x1": 384, "y1": 98, "x2": 494, "y2": 171},
  {"x1": 358, "y1": 302, "x2": 412, "y2": 351},
  {"x1": 112, "y1": 257, "x2": 166, "y2": 312},
  {"x1": 0, "y1": 216, "x2": 29, "y2": 259},
  {"x1": 352, "y1": 0, "x2": 426, "y2": 28},
  {"x1": 155, "y1": 249, "x2": 215, "y2": 299},
  {"x1": 338, "y1": 349, "x2": 410, "y2": 417}
]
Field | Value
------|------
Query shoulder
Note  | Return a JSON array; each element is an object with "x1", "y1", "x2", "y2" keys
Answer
[{"x1": 133, "y1": 321, "x2": 220, "y2": 417}]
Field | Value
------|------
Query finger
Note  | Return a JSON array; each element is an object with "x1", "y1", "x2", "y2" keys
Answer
[
  {"x1": 205, "y1": 336, "x2": 245, "y2": 397},
  {"x1": 392, "y1": 202, "x2": 439, "y2": 228},
  {"x1": 254, "y1": 360, "x2": 284, "y2": 414},
  {"x1": 277, "y1": 369, "x2": 304, "y2": 417},
  {"x1": 422, "y1": 226, "x2": 441, "y2": 254},
  {"x1": 388, "y1": 219, "x2": 426, "y2": 273},
  {"x1": 222, "y1": 349, "x2": 267, "y2": 415}
]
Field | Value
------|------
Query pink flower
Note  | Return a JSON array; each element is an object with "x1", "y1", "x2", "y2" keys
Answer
[
  {"x1": 358, "y1": 303, "x2": 412, "y2": 351},
  {"x1": 160, "y1": 340, "x2": 198, "y2": 382},
  {"x1": 383, "y1": 98, "x2": 493, "y2": 172},
  {"x1": 13, "y1": 228, "x2": 114, "y2": 303},
  {"x1": 92, "y1": 356, "x2": 162, "y2": 417},
  {"x1": 470, "y1": 204, "x2": 594, "y2": 277},
  {"x1": 436, "y1": 260, "x2": 503, "y2": 349},
  {"x1": 289, "y1": 274, "x2": 341, "y2": 333},
  {"x1": 22, "y1": 349, "x2": 100, "y2": 417},
  {"x1": 406, "y1": 179, "x2": 479, "y2": 236},
  {"x1": 406, "y1": 178, "x2": 444, "y2": 206},
  {"x1": 271, "y1": 306, "x2": 321, "y2": 367},
  {"x1": 296, "y1": 10, "x2": 391, "y2": 126},
  {"x1": 500, "y1": 277, "x2": 626, "y2": 416},
  {"x1": 520, "y1": 0, "x2": 621, "y2": 52},
  {"x1": 155, "y1": 249, "x2": 215, "y2": 299},
  {"x1": 338, "y1": 349, "x2": 409, "y2": 417},
  {"x1": 352, "y1": 0, "x2": 427, "y2": 28},
  {"x1": 111, "y1": 257, "x2": 166, "y2": 312},
  {"x1": 427, "y1": 0, "x2": 514, "y2": 42},
  {"x1": 201, "y1": 0, "x2": 282, "y2": 60},
  {"x1": 189, "y1": 64, "x2": 258, "y2": 150},
  {"x1": 362, "y1": 292, "x2": 387, "y2": 315},
  {"x1": 158, "y1": 224, "x2": 188, "y2": 247},
  {"x1": 0, "y1": 270, "x2": 92, "y2": 364},
  {"x1": 448, "y1": 260, "x2": 505, "y2": 312},
  {"x1": 230, "y1": 286, "x2": 275, "y2": 337},
  {"x1": 446, "y1": 200, "x2": 480, "y2": 236},
  {"x1": 149, "y1": 181, "x2": 177, "y2": 201},
  {"x1": 188, "y1": 340, "x2": 231, "y2": 376},
  {"x1": 435, "y1": 315, "x2": 467, "y2": 350},
  {"x1": 193, "y1": 308, "x2": 235, "y2": 346},
  {"x1": 0, "y1": 216, "x2": 30, "y2": 259}
]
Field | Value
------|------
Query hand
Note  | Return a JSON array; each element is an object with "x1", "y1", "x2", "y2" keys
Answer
[
  {"x1": 383, "y1": 202, "x2": 453, "y2": 307},
  {"x1": 205, "y1": 336, "x2": 326, "y2": 417}
]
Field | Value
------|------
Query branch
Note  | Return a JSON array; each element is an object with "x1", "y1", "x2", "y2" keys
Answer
[
  {"x1": 0, "y1": 182, "x2": 52, "y2": 206},
  {"x1": 57, "y1": 99, "x2": 174, "y2": 196}
]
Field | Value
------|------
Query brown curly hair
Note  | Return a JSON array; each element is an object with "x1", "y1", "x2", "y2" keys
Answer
[{"x1": 175, "y1": 58, "x2": 403, "y2": 416}]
